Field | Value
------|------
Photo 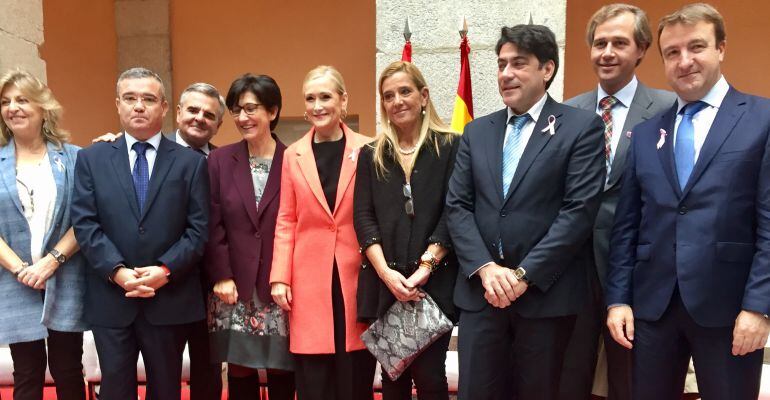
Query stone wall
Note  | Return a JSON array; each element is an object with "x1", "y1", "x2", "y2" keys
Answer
[
  {"x1": 376, "y1": 1, "x2": 566, "y2": 130},
  {"x1": 0, "y1": 0, "x2": 46, "y2": 80}
]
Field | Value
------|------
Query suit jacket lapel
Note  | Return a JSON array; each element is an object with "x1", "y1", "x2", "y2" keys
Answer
[
  {"x1": 0, "y1": 141, "x2": 24, "y2": 216},
  {"x1": 141, "y1": 136, "x2": 176, "y2": 220},
  {"x1": 109, "y1": 136, "x2": 141, "y2": 220},
  {"x1": 333, "y1": 124, "x2": 359, "y2": 217},
  {"x1": 43, "y1": 143, "x2": 67, "y2": 246},
  {"x1": 484, "y1": 109, "x2": 507, "y2": 202},
  {"x1": 255, "y1": 137, "x2": 286, "y2": 220},
  {"x1": 295, "y1": 128, "x2": 334, "y2": 218},
  {"x1": 608, "y1": 86, "x2": 656, "y2": 187},
  {"x1": 682, "y1": 88, "x2": 745, "y2": 197},
  {"x1": 505, "y1": 97, "x2": 561, "y2": 203},
  {"x1": 232, "y1": 141, "x2": 260, "y2": 229},
  {"x1": 656, "y1": 104, "x2": 682, "y2": 197}
]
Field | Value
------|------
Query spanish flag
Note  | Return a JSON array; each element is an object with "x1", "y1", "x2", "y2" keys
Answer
[{"x1": 451, "y1": 36, "x2": 473, "y2": 132}]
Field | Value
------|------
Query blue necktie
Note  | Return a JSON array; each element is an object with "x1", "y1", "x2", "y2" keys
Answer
[
  {"x1": 502, "y1": 114, "x2": 529, "y2": 196},
  {"x1": 674, "y1": 101, "x2": 708, "y2": 190},
  {"x1": 132, "y1": 141, "x2": 151, "y2": 212}
]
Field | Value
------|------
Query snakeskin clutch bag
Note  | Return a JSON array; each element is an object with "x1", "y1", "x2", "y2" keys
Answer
[{"x1": 361, "y1": 292, "x2": 453, "y2": 380}]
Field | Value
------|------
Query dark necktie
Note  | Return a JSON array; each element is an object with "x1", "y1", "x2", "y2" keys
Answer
[
  {"x1": 599, "y1": 95, "x2": 618, "y2": 165},
  {"x1": 132, "y1": 141, "x2": 151, "y2": 212},
  {"x1": 675, "y1": 101, "x2": 708, "y2": 190},
  {"x1": 189, "y1": 146, "x2": 207, "y2": 158}
]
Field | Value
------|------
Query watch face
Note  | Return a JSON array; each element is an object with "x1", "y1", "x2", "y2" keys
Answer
[{"x1": 56, "y1": 255, "x2": 66, "y2": 263}]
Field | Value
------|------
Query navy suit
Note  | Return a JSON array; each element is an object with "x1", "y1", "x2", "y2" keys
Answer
[
  {"x1": 72, "y1": 134, "x2": 209, "y2": 399},
  {"x1": 607, "y1": 87, "x2": 770, "y2": 399},
  {"x1": 446, "y1": 96, "x2": 606, "y2": 400}
]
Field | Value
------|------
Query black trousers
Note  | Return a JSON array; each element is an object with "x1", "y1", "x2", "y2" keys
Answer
[
  {"x1": 559, "y1": 275, "x2": 631, "y2": 400},
  {"x1": 458, "y1": 304, "x2": 576, "y2": 400},
  {"x1": 380, "y1": 331, "x2": 452, "y2": 400},
  {"x1": 633, "y1": 287, "x2": 762, "y2": 400},
  {"x1": 294, "y1": 262, "x2": 376, "y2": 400},
  {"x1": 92, "y1": 312, "x2": 186, "y2": 400},
  {"x1": 8, "y1": 329, "x2": 85, "y2": 400},
  {"x1": 183, "y1": 319, "x2": 223, "y2": 400}
]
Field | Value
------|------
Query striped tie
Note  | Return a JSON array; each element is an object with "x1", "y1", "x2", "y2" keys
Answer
[
  {"x1": 132, "y1": 141, "x2": 151, "y2": 212},
  {"x1": 599, "y1": 96, "x2": 617, "y2": 167},
  {"x1": 502, "y1": 114, "x2": 529, "y2": 196}
]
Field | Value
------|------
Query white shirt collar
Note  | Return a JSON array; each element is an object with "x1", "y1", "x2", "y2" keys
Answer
[
  {"x1": 174, "y1": 130, "x2": 210, "y2": 155},
  {"x1": 507, "y1": 92, "x2": 548, "y2": 123},
  {"x1": 676, "y1": 75, "x2": 729, "y2": 113},
  {"x1": 125, "y1": 131, "x2": 162, "y2": 151},
  {"x1": 597, "y1": 76, "x2": 638, "y2": 109}
]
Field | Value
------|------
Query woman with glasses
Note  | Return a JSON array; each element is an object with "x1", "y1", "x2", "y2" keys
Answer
[
  {"x1": 270, "y1": 65, "x2": 376, "y2": 400},
  {"x1": 353, "y1": 61, "x2": 459, "y2": 400},
  {"x1": 0, "y1": 70, "x2": 88, "y2": 400},
  {"x1": 204, "y1": 73, "x2": 294, "y2": 400}
]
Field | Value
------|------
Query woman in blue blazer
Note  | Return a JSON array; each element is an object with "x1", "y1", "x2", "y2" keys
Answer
[{"x1": 0, "y1": 70, "x2": 88, "y2": 399}]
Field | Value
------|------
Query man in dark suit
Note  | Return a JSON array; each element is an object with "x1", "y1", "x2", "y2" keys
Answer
[
  {"x1": 559, "y1": 5, "x2": 675, "y2": 400},
  {"x1": 606, "y1": 4, "x2": 770, "y2": 399},
  {"x1": 72, "y1": 67, "x2": 209, "y2": 399},
  {"x1": 171, "y1": 82, "x2": 224, "y2": 400},
  {"x1": 446, "y1": 24, "x2": 606, "y2": 400}
]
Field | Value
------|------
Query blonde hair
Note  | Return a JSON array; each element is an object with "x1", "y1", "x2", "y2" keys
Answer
[
  {"x1": 0, "y1": 69, "x2": 69, "y2": 147},
  {"x1": 373, "y1": 61, "x2": 456, "y2": 179},
  {"x1": 302, "y1": 65, "x2": 347, "y2": 95}
]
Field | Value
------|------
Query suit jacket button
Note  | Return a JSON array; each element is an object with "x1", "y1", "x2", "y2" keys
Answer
[
  {"x1": 679, "y1": 206, "x2": 688, "y2": 215},
  {"x1": 139, "y1": 226, "x2": 146, "y2": 234},
  {"x1": 255, "y1": 232, "x2": 261, "y2": 239},
  {"x1": 329, "y1": 225, "x2": 336, "y2": 232},
  {"x1": 500, "y1": 210, "x2": 507, "y2": 217}
]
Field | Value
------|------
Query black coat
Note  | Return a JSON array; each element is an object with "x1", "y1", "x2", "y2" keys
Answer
[{"x1": 354, "y1": 131, "x2": 459, "y2": 322}]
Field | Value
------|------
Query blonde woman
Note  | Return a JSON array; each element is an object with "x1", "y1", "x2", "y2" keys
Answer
[
  {"x1": 354, "y1": 61, "x2": 459, "y2": 400},
  {"x1": 270, "y1": 66, "x2": 376, "y2": 400},
  {"x1": 0, "y1": 70, "x2": 87, "y2": 399}
]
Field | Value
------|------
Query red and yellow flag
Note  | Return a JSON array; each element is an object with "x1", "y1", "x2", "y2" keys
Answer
[{"x1": 451, "y1": 36, "x2": 473, "y2": 132}]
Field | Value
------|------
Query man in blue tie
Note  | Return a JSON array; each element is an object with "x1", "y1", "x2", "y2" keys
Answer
[
  {"x1": 606, "y1": 4, "x2": 770, "y2": 399},
  {"x1": 446, "y1": 24, "x2": 606, "y2": 400},
  {"x1": 72, "y1": 67, "x2": 210, "y2": 399}
]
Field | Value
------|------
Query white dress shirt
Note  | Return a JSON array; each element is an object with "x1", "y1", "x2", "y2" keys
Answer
[
  {"x1": 125, "y1": 131, "x2": 162, "y2": 179},
  {"x1": 595, "y1": 76, "x2": 638, "y2": 168},
  {"x1": 673, "y1": 76, "x2": 729, "y2": 162},
  {"x1": 174, "y1": 130, "x2": 211, "y2": 156}
]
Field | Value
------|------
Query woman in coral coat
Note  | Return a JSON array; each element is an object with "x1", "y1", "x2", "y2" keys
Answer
[{"x1": 270, "y1": 65, "x2": 376, "y2": 400}]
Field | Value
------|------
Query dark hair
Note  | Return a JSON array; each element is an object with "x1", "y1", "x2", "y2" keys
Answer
[
  {"x1": 658, "y1": 3, "x2": 726, "y2": 53},
  {"x1": 225, "y1": 73, "x2": 283, "y2": 131},
  {"x1": 495, "y1": 24, "x2": 559, "y2": 90}
]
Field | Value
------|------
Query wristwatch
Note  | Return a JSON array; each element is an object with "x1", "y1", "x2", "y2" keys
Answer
[
  {"x1": 420, "y1": 250, "x2": 440, "y2": 272},
  {"x1": 513, "y1": 266, "x2": 530, "y2": 284},
  {"x1": 48, "y1": 249, "x2": 67, "y2": 264}
]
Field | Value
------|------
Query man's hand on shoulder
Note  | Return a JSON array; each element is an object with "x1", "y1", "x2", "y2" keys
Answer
[
  {"x1": 478, "y1": 263, "x2": 526, "y2": 308},
  {"x1": 91, "y1": 132, "x2": 122, "y2": 143},
  {"x1": 732, "y1": 310, "x2": 770, "y2": 356},
  {"x1": 607, "y1": 305, "x2": 634, "y2": 349}
]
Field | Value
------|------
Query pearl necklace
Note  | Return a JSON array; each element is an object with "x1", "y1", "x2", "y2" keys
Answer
[{"x1": 397, "y1": 144, "x2": 417, "y2": 155}]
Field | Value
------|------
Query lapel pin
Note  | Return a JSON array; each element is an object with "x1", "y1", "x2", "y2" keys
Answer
[
  {"x1": 656, "y1": 129, "x2": 667, "y2": 150},
  {"x1": 540, "y1": 115, "x2": 557, "y2": 136},
  {"x1": 53, "y1": 155, "x2": 65, "y2": 172},
  {"x1": 348, "y1": 147, "x2": 360, "y2": 162}
]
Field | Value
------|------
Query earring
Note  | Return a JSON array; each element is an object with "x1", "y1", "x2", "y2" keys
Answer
[
  {"x1": 303, "y1": 112, "x2": 309, "y2": 121},
  {"x1": 421, "y1": 108, "x2": 426, "y2": 116}
]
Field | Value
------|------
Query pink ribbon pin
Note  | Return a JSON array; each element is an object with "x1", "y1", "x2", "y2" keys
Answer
[
  {"x1": 656, "y1": 129, "x2": 667, "y2": 150},
  {"x1": 540, "y1": 115, "x2": 556, "y2": 136}
]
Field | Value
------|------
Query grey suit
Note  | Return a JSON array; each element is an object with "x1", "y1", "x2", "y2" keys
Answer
[{"x1": 559, "y1": 82, "x2": 675, "y2": 400}]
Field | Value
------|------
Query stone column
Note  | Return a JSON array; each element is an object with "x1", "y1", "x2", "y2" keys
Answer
[
  {"x1": 114, "y1": 0, "x2": 174, "y2": 131},
  {"x1": 0, "y1": 0, "x2": 46, "y2": 80},
  {"x1": 376, "y1": 1, "x2": 567, "y2": 127}
]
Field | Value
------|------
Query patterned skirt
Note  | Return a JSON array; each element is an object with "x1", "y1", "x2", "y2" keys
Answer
[{"x1": 207, "y1": 291, "x2": 293, "y2": 371}]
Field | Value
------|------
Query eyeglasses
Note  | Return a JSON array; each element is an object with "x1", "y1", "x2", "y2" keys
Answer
[
  {"x1": 403, "y1": 183, "x2": 414, "y2": 217},
  {"x1": 230, "y1": 103, "x2": 265, "y2": 117},
  {"x1": 120, "y1": 94, "x2": 161, "y2": 106}
]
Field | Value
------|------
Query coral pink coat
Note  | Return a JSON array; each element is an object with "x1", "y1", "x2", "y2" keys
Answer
[{"x1": 270, "y1": 124, "x2": 371, "y2": 354}]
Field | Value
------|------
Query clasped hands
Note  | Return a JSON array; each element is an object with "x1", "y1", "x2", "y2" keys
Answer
[
  {"x1": 380, "y1": 266, "x2": 431, "y2": 302},
  {"x1": 16, "y1": 256, "x2": 58, "y2": 290},
  {"x1": 113, "y1": 266, "x2": 169, "y2": 298},
  {"x1": 479, "y1": 263, "x2": 528, "y2": 308},
  {"x1": 607, "y1": 306, "x2": 770, "y2": 356}
]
